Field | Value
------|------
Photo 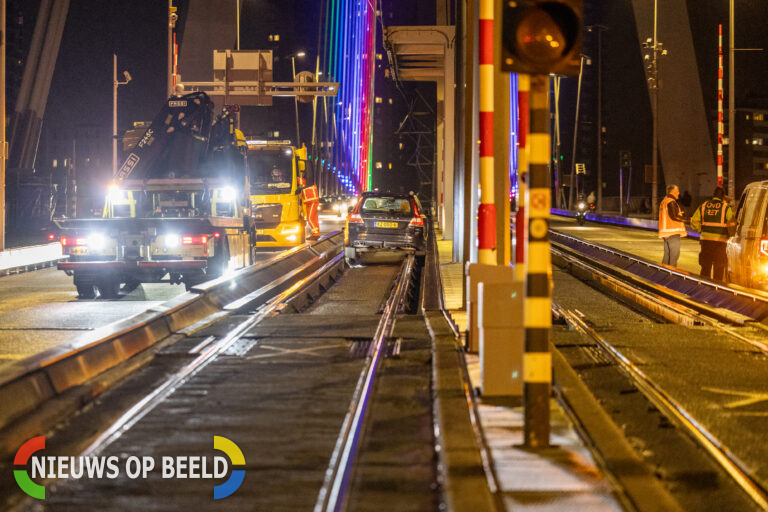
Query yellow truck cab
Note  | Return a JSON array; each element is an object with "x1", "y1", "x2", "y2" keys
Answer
[{"x1": 246, "y1": 140, "x2": 308, "y2": 247}]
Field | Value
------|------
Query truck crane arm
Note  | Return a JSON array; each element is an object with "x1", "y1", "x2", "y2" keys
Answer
[{"x1": 114, "y1": 91, "x2": 215, "y2": 183}]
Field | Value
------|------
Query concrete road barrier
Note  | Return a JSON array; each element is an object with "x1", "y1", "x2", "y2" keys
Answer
[{"x1": 0, "y1": 242, "x2": 63, "y2": 276}]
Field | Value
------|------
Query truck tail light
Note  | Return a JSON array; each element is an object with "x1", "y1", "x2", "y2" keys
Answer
[
  {"x1": 347, "y1": 213, "x2": 363, "y2": 223},
  {"x1": 61, "y1": 237, "x2": 86, "y2": 247},
  {"x1": 182, "y1": 235, "x2": 209, "y2": 245}
]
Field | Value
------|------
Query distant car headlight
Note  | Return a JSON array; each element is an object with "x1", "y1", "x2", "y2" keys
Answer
[
  {"x1": 165, "y1": 234, "x2": 180, "y2": 248},
  {"x1": 87, "y1": 234, "x2": 106, "y2": 250}
]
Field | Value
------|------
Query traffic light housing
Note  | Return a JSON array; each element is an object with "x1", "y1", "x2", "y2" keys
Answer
[
  {"x1": 619, "y1": 151, "x2": 632, "y2": 169},
  {"x1": 501, "y1": 0, "x2": 583, "y2": 76}
]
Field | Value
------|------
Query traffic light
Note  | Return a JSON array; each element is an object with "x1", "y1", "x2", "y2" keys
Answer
[
  {"x1": 501, "y1": 0, "x2": 583, "y2": 75},
  {"x1": 619, "y1": 151, "x2": 631, "y2": 169}
]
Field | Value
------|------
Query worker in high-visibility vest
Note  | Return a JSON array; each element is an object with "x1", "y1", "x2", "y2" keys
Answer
[
  {"x1": 658, "y1": 184, "x2": 689, "y2": 267},
  {"x1": 301, "y1": 183, "x2": 320, "y2": 238},
  {"x1": 690, "y1": 186, "x2": 735, "y2": 281}
]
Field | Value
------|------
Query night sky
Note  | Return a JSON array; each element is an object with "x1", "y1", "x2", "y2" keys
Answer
[{"x1": 10, "y1": 0, "x2": 768, "y2": 208}]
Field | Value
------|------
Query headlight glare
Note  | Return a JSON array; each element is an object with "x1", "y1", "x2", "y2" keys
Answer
[{"x1": 87, "y1": 234, "x2": 105, "y2": 250}]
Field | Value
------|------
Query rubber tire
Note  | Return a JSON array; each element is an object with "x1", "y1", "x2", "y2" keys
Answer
[
  {"x1": 97, "y1": 277, "x2": 121, "y2": 299},
  {"x1": 576, "y1": 215, "x2": 586, "y2": 226},
  {"x1": 76, "y1": 283, "x2": 97, "y2": 299},
  {"x1": 122, "y1": 279, "x2": 141, "y2": 293}
]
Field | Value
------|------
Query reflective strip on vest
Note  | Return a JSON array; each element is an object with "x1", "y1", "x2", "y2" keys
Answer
[
  {"x1": 700, "y1": 199, "x2": 729, "y2": 241},
  {"x1": 659, "y1": 197, "x2": 687, "y2": 238}
]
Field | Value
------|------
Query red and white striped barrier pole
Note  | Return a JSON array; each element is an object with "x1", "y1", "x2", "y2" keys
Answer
[
  {"x1": 515, "y1": 74, "x2": 529, "y2": 280},
  {"x1": 717, "y1": 24, "x2": 724, "y2": 188},
  {"x1": 478, "y1": 0, "x2": 496, "y2": 265}
]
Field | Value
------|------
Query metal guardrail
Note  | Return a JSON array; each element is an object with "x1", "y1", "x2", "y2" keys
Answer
[
  {"x1": 0, "y1": 232, "x2": 343, "y2": 453},
  {"x1": 550, "y1": 209, "x2": 701, "y2": 238}
]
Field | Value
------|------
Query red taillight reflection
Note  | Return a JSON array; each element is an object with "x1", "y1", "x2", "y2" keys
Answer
[
  {"x1": 182, "y1": 235, "x2": 209, "y2": 245},
  {"x1": 48, "y1": 233, "x2": 56, "y2": 240},
  {"x1": 347, "y1": 213, "x2": 363, "y2": 223},
  {"x1": 213, "y1": 232, "x2": 221, "y2": 238}
]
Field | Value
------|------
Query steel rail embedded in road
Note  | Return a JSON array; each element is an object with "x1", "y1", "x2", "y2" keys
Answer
[
  {"x1": 315, "y1": 254, "x2": 415, "y2": 512},
  {"x1": 555, "y1": 304, "x2": 768, "y2": 511},
  {"x1": 81, "y1": 252, "x2": 345, "y2": 458}
]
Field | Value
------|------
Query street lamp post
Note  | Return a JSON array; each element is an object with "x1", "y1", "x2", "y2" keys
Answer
[
  {"x1": 642, "y1": 0, "x2": 666, "y2": 218},
  {"x1": 113, "y1": 54, "x2": 132, "y2": 177},
  {"x1": 728, "y1": 0, "x2": 735, "y2": 200},
  {"x1": 291, "y1": 51, "x2": 306, "y2": 147}
]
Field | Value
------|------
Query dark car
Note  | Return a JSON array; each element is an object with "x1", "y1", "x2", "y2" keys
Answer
[
  {"x1": 318, "y1": 196, "x2": 345, "y2": 217},
  {"x1": 344, "y1": 192, "x2": 426, "y2": 264}
]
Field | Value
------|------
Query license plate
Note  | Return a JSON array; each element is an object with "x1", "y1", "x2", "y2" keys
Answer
[
  {"x1": 375, "y1": 221, "x2": 399, "y2": 229},
  {"x1": 69, "y1": 247, "x2": 89, "y2": 255}
]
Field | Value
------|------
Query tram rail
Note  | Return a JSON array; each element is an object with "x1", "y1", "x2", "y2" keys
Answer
[{"x1": 551, "y1": 228, "x2": 768, "y2": 510}]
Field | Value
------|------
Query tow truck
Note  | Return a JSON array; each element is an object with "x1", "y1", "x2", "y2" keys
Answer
[
  {"x1": 56, "y1": 92, "x2": 257, "y2": 298},
  {"x1": 246, "y1": 140, "x2": 310, "y2": 247}
]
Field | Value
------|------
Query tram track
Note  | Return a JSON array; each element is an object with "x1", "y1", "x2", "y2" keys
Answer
[
  {"x1": 2, "y1": 241, "x2": 440, "y2": 511},
  {"x1": 550, "y1": 228, "x2": 768, "y2": 511},
  {"x1": 315, "y1": 254, "x2": 418, "y2": 512}
]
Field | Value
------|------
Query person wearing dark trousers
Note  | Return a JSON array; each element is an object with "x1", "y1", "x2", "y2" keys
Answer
[
  {"x1": 658, "y1": 185, "x2": 688, "y2": 267},
  {"x1": 690, "y1": 186, "x2": 735, "y2": 281}
]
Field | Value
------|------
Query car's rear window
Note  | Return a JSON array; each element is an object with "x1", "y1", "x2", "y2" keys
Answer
[{"x1": 361, "y1": 197, "x2": 412, "y2": 216}]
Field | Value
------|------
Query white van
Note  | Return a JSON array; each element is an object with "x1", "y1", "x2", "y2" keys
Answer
[{"x1": 726, "y1": 180, "x2": 768, "y2": 288}]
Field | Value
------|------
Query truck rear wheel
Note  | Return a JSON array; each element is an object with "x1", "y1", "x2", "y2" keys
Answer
[
  {"x1": 97, "y1": 277, "x2": 121, "y2": 299},
  {"x1": 76, "y1": 283, "x2": 97, "y2": 299}
]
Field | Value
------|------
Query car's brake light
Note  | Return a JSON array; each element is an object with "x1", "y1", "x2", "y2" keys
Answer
[
  {"x1": 409, "y1": 198, "x2": 424, "y2": 226},
  {"x1": 348, "y1": 213, "x2": 363, "y2": 223},
  {"x1": 409, "y1": 216, "x2": 424, "y2": 227},
  {"x1": 761, "y1": 239, "x2": 768, "y2": 257},
  {"x1": 61, "y1": 237, "x2": 86, "y2": 247},
  {"x1": 182, "y1": 235, "x2": 209, "y2": 245}
]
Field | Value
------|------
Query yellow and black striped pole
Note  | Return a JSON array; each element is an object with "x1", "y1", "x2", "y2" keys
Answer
[{"x1": 523, "y1": 75, "x2": 551, "y2": 448}]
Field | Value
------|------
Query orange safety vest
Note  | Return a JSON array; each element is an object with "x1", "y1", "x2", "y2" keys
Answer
[
  {"x1": 658, "y1": 196, "x2": 687, "y2": 238},
  {"x1": 300, "y1": 185, "x2": 319, "y2": 202}
]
